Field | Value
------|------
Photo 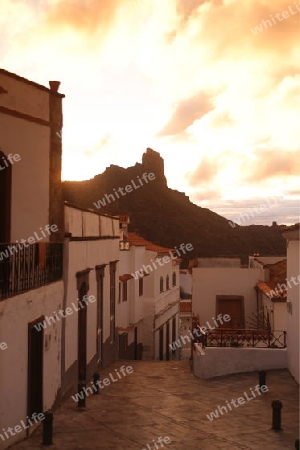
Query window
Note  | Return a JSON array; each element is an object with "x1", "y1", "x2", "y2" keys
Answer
[
  {"x1": 110, "y1": 262, "x2": 117, "y2": 342},
  {"x1": 0, "y1": 151, "x2": 12, "y2": 242},
  {"x1": 166, "y1": 275, "x2": 170, "y2": 290},
  {"x1": 123, "y1": 281, "x2": 127, "y2": 302},
  {"x1": 139, "y1": 277, "x2": 143, "y2": 297},
  {"x1": 172, "y1": 271, "x2": 176, "y2": 287},
  {"x1": 160, "y1": 276, "x2": 164, "y2": 293}
]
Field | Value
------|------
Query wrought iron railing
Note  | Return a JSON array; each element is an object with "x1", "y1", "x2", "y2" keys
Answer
[
  {"x1": 0, "y1": 243, "x2": 63, "y2": 300},
  {"x1": 205, "y1": 329, "x2": 286, "y2": 348}
]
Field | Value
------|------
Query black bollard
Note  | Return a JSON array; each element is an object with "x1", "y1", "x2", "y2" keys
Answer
[
  {"x1": 93, "y1": 372, "x2": 100, "y2": 394},
  {"x1": 42, "y1": 412, "x2": 53, "y2": 446},
  {"x1": 271, "y1": 400, "x2": 283, "y2": 431},
  {"x1": 259, "y1": 370, "x2": 266, "y2": 392},
  {"x1": 78, "y1": 383, "x2": 86, "y2": 408},
  {"x1": 295, "y1": 439, "x2": 299, "y2": 449}
]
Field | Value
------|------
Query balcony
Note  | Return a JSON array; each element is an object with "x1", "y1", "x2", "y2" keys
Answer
[
  {"x1": 0, "y1": 242, "x2": 63, "y2": 300},
  {"x1": 205, "y1": 328, "x2": 286, "y2": 348}
]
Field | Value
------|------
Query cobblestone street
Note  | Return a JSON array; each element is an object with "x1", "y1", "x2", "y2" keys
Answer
[{"x1": 9, "y1": 361, "x2": 299, "y2": 450}]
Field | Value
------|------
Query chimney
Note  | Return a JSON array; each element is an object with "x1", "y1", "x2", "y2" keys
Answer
[{"x1": 49, "y1": 81, "x2": 61, "y2": 93}]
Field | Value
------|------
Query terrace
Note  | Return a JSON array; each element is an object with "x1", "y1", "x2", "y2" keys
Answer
[{"x1": 0, "y1": 242, "x2": 63, "y2": 300}]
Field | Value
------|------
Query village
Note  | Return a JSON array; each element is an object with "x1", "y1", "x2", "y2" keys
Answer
[{"x1": 0, "y1": 67, "x2": 299, "y2": 450}]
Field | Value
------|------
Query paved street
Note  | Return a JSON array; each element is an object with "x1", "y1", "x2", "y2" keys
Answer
[{"x1": 10, "y1": 361, "x2": 299, "y2": 450}]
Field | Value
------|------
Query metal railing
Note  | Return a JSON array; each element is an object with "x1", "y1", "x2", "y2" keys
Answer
[
  {"x1": 0, "y1": 243, "x2": 63, "y2": 300},
  {"x1": 205, "y1": 329, "x2": 286, "y2": 348}
]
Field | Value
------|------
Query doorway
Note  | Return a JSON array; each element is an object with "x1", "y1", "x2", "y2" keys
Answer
[
  {"x1": 165, "y1": 322, "x2": 170, "y2": 361},
  {"x1": 216, "y1": 296, "x2": 245, "y2": 328},
  {"x1": 28, "y1": 319, "x2": 43, "y2": 419},
  {"x1": 159, "y1": 328, "x2": 164, "y2": 360},
  {"x1": 78, "y1": 282, "x2": 88, "y2": 383}
]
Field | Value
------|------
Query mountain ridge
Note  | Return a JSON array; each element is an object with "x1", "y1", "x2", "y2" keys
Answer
[{"x1": 63, "y1": 148, "x2": 286, "y2": 263}]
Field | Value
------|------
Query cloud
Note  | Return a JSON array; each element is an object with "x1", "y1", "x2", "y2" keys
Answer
[
  {"x1": 157, "y1": 92, "x2": 214, "y2": 137},
  {"x1": 45, "y1": 0, "x2": 121, "y2": 33},
  {"x1": 187, "y1": 156, "x2": 219, "y2": 186},
  {"x1": 245, "y1": 149, "x2": 300, "y2": 183},
  {"x1": 176, "y1": 0, "x2": 223, "y2": 23}
]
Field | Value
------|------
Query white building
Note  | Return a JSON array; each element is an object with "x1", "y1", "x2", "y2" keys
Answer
[
  {"x1": 0, "y1": 70, "x2": 64, "y2": 449},
  {"x1": 282, "y1": 224, "x2": 299, "y2": 383},
  {"x1": 118, "y1": 220, "x2": 180, "y2": 361},
  {"x1": 62, "y1": 203, "x2": 120, "y2": 396},
  {"x1": 255, "y1": 258, "x2": 287, "y2": 333},
  {"x1": 192, "y1": 257, "x2": 262, "y2": 329}
]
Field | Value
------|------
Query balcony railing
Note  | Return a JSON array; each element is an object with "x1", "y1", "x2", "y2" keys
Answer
[
  {"x1": 205, "y1": 329, "x2": 286, "y2": 348},
  {"x1": 0, "y1": 243, "x2": 63, "y2": 300}
]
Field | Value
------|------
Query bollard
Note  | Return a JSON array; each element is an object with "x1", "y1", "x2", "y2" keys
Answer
[
  {"x1": 295, "y1": 439, "x2": 299, "y2": 450},
  {"x1": 42, "y1": 411, "x2": 53, "y2": 446},
  {"x1": 271, "y1": 400, "x2": 283, "y2": 431},
  {"x1": 93, "y1": 372, "x2": 100, "y2": 394},
  {"x1": 78, "y1": 383, "x2": 86, "y2": 408},
  {"x1": 258, "y1": 370, "x2": 266, "y2": 392}
]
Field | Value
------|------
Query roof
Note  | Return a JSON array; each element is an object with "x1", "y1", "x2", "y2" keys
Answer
[
  {"x1": 65, "y1": 201, "x2": 118, "y2": 220},
  {"x1": 127, "y1": 232, "x2": 174, "y2": 254},
  {"x1": 256, "y1": 259, "x2": 287, "y2": 301},
  {"x1": 0, "y1": 68, "x2": 64, "y2": 97},
  {"x1": 119, "y1": 274, "x2": 134, "y2": 282},
  {"x1": 180, "y1": 301, "x2": 192, "y2": 313}
]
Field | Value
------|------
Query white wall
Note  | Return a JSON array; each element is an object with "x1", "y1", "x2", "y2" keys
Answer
[
  {"x1": 0, "y1": 281, "x2": 63, "y2": 449},
  {"x1": 0, "y1": 72, "x2": 51, "y2": 242},
  {"x1": 65, "y1": 238, "x2": 119, "y2": 371},
  {"x1": 192, "y1": 267, "x2": 262, "y2": 326},
  {"x1": 64, "y1": 206, "x2": 120, "y2": 372},
  {"x1": 193, "y1": 346, "x2": 288, "y2": 379},
  {"x1": 180, "y1": 271, "x2": 192, "y2": 296},
  {"x1": 285, "y1": 237, "x2": 299, "y2": 383}
]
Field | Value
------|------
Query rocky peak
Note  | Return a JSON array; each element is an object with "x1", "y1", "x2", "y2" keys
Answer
[{"x1": 141, "y1": 148, "x2": 167, "y2": 186}]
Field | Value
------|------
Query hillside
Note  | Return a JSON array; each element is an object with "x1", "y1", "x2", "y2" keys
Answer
[{"x1": 63, "y1": 148, "x2": 286, "y2": 264}]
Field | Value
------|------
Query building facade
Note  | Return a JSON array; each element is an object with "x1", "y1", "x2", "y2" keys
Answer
[{"x1": 0, "y1": 70, "x2": 64, "y2": 449}]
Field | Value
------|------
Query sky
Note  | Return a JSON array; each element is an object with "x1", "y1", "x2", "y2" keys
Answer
[{"x1": 1, "y1": 0, "x2": 300, "y2": 225}]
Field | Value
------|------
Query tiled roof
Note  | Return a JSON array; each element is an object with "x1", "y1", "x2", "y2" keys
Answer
[
  {"x1": 256, "y1": 259, "x2": 287, "y2": 301},
  {"x1": 119, "y1": 274, "x2": 134, "y2": 282},
  {"x1": 180, "y1": 301, "x2": 192, "y2": 312},
  {"x1": 127, "y1": 232, "x2": 174, "y2": 254}
]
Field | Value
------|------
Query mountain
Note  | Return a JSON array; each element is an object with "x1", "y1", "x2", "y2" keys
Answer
[{"x1": 63, "y1": 148, "x2": 286, "y2": 264}]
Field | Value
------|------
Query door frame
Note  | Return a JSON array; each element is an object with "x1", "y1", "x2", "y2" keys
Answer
[
  {"x1": 28, "y1": 317, "x2": 44, "y2": 425},
  {"x1": 216, "y1": 295, "x2": 245, "y2": 328}
]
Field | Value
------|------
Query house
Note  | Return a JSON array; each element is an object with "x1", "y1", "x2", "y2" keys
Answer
[
  {"x1": 191, "y1": 256, "x2": 288, "y2": 379},
  {"x1": 191, "y1": 257, "x2": 262, "y2": 330},
  {"x1": 281, "y1": 224, "x2": 299, "y2": 383},
  {"x1": 255, "y1": 259, "x2": 287, "y2": 332},
  {"x1": 118, "y1": 218, "x2": 180, "y2": 361},
  {"x1": 61, "y1": 202, "x2": 120, "y2": 397},
  {"x1": 0, "y1": 69, "x2": 64, "y2": 448},
  {"x1": 178, "y1": 270, "x2": 192, "y2": 360}
]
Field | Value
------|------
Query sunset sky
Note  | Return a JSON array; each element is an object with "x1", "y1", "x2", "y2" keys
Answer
[{"x1": 1, "y1": 0, "x2": 300, "y2": 225}]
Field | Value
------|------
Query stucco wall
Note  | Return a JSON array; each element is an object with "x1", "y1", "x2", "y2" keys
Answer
[
  {"x1": 0, "y1": 281, "x2": 63, "y2": 449},
  {"x1": 193, "y1": 346, "x2": 288, "y2": 379},
  {"x1": 0, "y1": 76, "x2": 51, "y2": 242},
  {"x1": 286, "y1": 238, "x2": 300, "y2": 383},
  {"x1": 192, "y1": 267, "x2": 262, "y2": 326},
  {"x1": 64, "y1": 238, "x2": 119, "y2": 372}
]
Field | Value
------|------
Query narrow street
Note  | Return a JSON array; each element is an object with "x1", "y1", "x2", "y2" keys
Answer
[{"x1": 10, "y1": 361, "x2": 299, "y2": 450}]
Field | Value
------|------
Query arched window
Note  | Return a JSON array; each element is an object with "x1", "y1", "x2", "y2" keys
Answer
[
  {"x1": 172, "y1": 271, "x2": 176, "y2": 287},
  {"x1": 159, "y1": 276, "x2": 164, "y2": 293},
  {"x1": 166, "y1": 275, "x2": 170, "y2": 290},
  {"x1": 0, "y1": 150, "x2": 12, "y2": 242}
]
